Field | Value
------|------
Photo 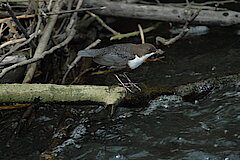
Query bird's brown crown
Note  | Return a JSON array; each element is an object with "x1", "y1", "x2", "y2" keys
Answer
[{"x1": 130, "y1": 43, "x2": 157, "y2": 57}]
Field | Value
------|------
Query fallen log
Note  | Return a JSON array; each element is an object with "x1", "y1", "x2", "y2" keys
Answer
[
  {"x1": 0, "y1": 73, "x2": 239, "y2": 109},
  {"x1": 82, "y1": 0, "x2": 240, "y2": 26},
  {"x1": 0, "y1": 84, "x2": 126, "y2": 106}
]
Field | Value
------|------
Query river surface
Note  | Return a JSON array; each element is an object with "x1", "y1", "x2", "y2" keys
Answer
[
  {"x1": 46, "y1": 83, "x2": 240, "y2": 160},
  {"x1": 0, "y1": 25, "x2": 240, "y2": 160}
]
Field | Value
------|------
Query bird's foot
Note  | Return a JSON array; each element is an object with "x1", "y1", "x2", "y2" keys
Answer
[
  {"x1": 122, "y1": 72, "x2": 141, "y2": 91},
  {"x1": 117, "y1": 82, "x2": 134, "y2": 93},
  {"x1": 117, "y1": 82, "x2": 141, "y2": 92},
  {"x1": 114, "y1": 73, "x2": 141, "y2": 93},
  {"x1": 114, "y1": 74, "x2": 133, "y2": 92}
]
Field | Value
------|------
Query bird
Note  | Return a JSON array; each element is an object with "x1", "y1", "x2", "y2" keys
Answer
[{"x1": 77, "y1": 43, "x2": 163, "y2": 92}]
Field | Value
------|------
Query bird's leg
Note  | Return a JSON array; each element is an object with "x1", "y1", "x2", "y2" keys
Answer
[
  {"x1": 114, "y1": 74, "x2": 133, "y2": 93},
  {"x1": 122, "y1": 72, "x2": 141, "y2": 91}
]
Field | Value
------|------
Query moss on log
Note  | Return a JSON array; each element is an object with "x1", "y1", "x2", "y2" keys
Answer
[{"x1": 0, "y1": 84, "x2": 126, "y2": 105}]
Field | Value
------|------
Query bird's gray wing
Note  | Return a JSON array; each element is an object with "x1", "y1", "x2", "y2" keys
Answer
[
  {"x1": 94, "y1": 54, "x2": 127, "y2": 71},
  {"x1": 77, "y1": 49, "x2": 102, "y2": 57},
  {"x1": 93, "y1": 51, "x2": 134, "y2": 67}
]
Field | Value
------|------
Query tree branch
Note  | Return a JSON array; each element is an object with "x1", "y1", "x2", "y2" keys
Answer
[
  {"x1": 82, "y1": 0, "x2": 240, "y2": 26},
  {"x1": 0, "y1": 84, "x2": 126, "y2": 105},
  {"x1": 22, "y1": 0, "x2": 63, "y2": 83},
  {"x1": 0, "y1": 21, "x2": 76, "y2": 79},
  {"x1": 0, "y1": 2, "x2": 36, "y2": 48}
]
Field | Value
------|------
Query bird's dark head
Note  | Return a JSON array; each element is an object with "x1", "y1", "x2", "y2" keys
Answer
[
  {"x1": 127, "y1": 43, "x2": 163, "y2": 70},
  {"x1": 136, "y1": 43, "x2": 157, "y2": 56}
]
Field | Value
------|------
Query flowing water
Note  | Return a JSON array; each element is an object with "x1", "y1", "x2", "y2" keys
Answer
[{"x1": 51, "y1": 83, "x2": 240, "y2": 160}]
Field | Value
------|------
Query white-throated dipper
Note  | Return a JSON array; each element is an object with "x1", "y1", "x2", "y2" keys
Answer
[{"x1": 77, "y1": 43, "x2": 163, "y2": 92}]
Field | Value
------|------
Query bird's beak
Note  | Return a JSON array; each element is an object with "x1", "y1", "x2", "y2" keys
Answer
[
  {"x1": 144, "y1": 49, "x2": 164, "y2": 62},
  {"x1": 155, "y1": 49, "x2": 164, "y2": 55}
]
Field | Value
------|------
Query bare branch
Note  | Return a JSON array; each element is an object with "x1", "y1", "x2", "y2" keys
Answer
[
  {"x1": 0, "y1": 19, "x2": 76, "y2": 80},
  {"x1": 0, "y1": 15, "x2": 42, "y2": 63},
  {"x1": 156, "y1": 9, "x2": 201, "y2": 45},
  {"x1": 61, "y1": 39, "x2": 101, "y2": 84},
  {"x1": 87, "y1": 11, "x2": 119, "y2": 36},
  {"x1": 0, "y1": 2, "x2": 36, "y2": 48},
  {"x1": 22, "y1": 0, "x2": 63, "y2": 83}
]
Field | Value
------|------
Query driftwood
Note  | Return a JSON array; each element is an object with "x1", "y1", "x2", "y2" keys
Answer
[
  {"x1": 124, "y1": 71, "x2": 240, "y2": 106},
  {"x1": 82, "y1": 0, "x2": 240, "y2": 26},
  {"x1": 175, "y1": 73, "x2": 240, "y2": 97},
  {"x1": 0, "y1": 84, "x2": 126, "y2": 105},
  {"x1": 119, "y1": 73, "x2": 240, "y2": 107},
  {"x1": 0, "y1": 73, "x2": 239, "y2": 109},
  {"x1": 1, "y1": 0, "x2": 239, "y2": 26}
]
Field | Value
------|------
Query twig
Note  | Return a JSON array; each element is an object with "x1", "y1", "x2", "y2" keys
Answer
[
  {"x1": 86, "y1": 11, "x2": 119, "y2": 36},
  {"x1": 0, "y1": 2, "x2": 36, "y2": 49},
  {"x1": 71, "y1": 67, "x2": 97, "y2": 84},
  {"x1": 0, "y1": 14, "x2": 35, "y2": 24},
  {"x1": 0, "y1": 24, "x2": 77, "y2": 79},
  {"x1": 60, "y1": 0, "x2": 86, "y2": 84},
  {"x1": 155, "y1": 0, "x2": 161, "y2": 5},
  {"x1": 61, "y1": 39, "x2": 101, "y2": 84},
  {"x1": 138, "y1": 24, "x2": 145, "y2": 44},
  {"x1": 0, "y1": 34, "x2": 34, "y2": 62},
  {"x1": 5, "y1": 104, "x2": 35, "y2": 147},
  {"x1": 0, "y1": 37, "x2": 28, "y2": 49},
  {"x1": 66, "y1": 0, "x2": 83, "y2": 33},
  {"x1": 85, "y1": 39, "x2": 101, "y2": 50},
  {"x1": 0, "y1": 8, "x2": 105, "y2": 24},
  {"x1": 110, "y1": 23, "x2": 160, "y2": 41},
  {"x1": 0, "y1": 103, "x2": 31, "y2": 110},
  {"x1": 23, "y1": 0, "x2": 63, "y2": 83},
  {"x1": 0, "y1": 23, "x2": 4, "y2": 38},
  {"x1": 156, "y1": 9, "x2": 201, "y2": 45},
  {"x1": 6, "y1": 22, "x2": 18, "y2": 34},
  {"x1": 158, "y1": 0, "x2": 237, "y2": 7},
  {"x1": 47, "y1": 7, "x2": 106, "y2": 15},
  {"x1": 54, "y1": 0, "x2": 74, "y2": 35},
  {"x1": 61, "y1": 0, "x2": 102, "y2": 84},
  {"x1": 190, "y1": 0, "x2": 237, "y2": 6},
  {"x1": 0, "y1": 15, "x2": 42, "y2": 63},
  {"x1": 47, "y1": 0, "x2": 53, "y2": 11}
]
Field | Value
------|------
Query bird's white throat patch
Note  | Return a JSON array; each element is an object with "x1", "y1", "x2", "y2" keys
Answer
[{"x1": 128, "y1": 52, "x2": 155, "y2": 69}]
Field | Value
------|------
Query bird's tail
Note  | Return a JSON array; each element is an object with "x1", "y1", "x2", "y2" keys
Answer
[{"x1": 77, "y1": 49, "x2": 99, "y2": 57}]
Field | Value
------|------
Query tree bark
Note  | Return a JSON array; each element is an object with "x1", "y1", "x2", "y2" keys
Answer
[
  {"x1": 22, "y1": 0, "x2": 62, "y2": 83},
  {"x1": 82, "y1": 0, "x2": 240, "y2": 26},
  {"x1": 0, "y1": 73, "x2": 239, "y2": 108},
  {"x1": 0, "y1": 84, "x2": 126, "y2": 105}
]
